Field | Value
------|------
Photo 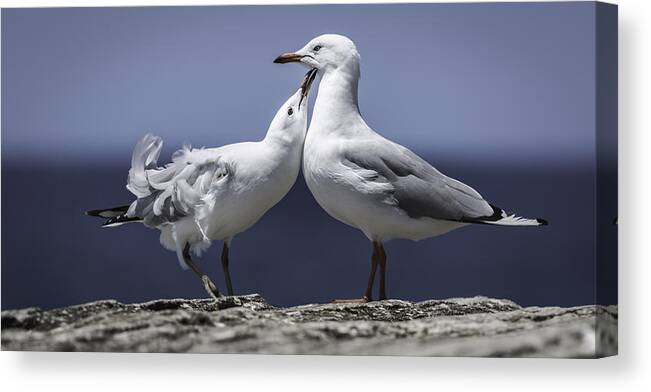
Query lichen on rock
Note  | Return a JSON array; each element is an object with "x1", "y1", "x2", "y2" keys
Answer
[{"x1": 1, "y1": 295, "x2": 617, "y2": 357}]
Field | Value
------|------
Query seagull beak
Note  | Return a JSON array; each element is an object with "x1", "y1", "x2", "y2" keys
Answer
[
  {"x1": 299, "y1": 68, "x2": 318, "y2": 109},
  {"x1": 273, "y1": 52, "x2": 304, "y2": 64}
]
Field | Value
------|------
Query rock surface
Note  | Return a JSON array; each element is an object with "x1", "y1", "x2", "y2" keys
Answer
[{"x1": 1, "y1": 295, "x2": 617, "y2": 357}]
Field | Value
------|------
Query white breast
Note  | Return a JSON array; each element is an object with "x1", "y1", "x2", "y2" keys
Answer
[{"x1": 203, "y1": 143, "x2": 302, "y2": 241}]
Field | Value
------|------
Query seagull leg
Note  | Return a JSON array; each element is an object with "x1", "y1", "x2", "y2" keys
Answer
[
  {"x1": 221, "y1": 241, "x2": 234, "y2": 296},
  {"x1": 333, "y1": 241, "x2": 379, "y2": 303},
  {"x1": 183, "y1": 244, "x2": 221, "y2": 300},
  {"x1": 376, "y1": 242, "x2": 387, "y2": 301},
  {"x1": 364, "y1": 242, "x2": 380, "y2": 300}
]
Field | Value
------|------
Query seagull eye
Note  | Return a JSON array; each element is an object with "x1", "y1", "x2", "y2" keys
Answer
[
  {"x1": 287, "y1": 107, "x2": 294, "y2": 116},
  {"x1": 313, "y1": 45, "x2": 322, "y2": 52}
]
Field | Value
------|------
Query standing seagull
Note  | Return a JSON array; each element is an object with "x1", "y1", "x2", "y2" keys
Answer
[
  {"x1": 275, "y1": 35, "x2": 547, "y2": 302},
  {"x1": 87, "y1": 69, "x2": 318, "y2": 299}
]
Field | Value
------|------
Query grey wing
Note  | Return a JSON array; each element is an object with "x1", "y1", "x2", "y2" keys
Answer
[
  {"x1": 128, "y1": 147, "x2": 233, "y2": 226},
  {"x1": 343, "y1": 139, "x2": 495, "y2": 222}
]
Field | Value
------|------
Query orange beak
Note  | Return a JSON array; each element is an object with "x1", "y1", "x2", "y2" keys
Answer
[{"x1": 273, "y1": 52, "x2": 304, "y2": 64}]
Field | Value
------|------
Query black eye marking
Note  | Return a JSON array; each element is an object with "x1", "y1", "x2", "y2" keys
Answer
[
  {"x1": 287, "y1": 107, "x2": 293, "y2": 116},
  {"x1": 313, "y1": 45, "x2": 322, "y2": 52}
]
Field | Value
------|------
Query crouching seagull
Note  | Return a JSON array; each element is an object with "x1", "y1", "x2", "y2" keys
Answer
[
  {"x1": 87, "y1": 69, "x2": 318, "y2": 299},
  {"x1": 275, "y1": 34, "x2": 547, "y2": 303}
]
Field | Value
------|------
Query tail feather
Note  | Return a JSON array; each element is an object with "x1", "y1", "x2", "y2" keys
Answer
[
  {"x1": 86, "y1": 205, "x2": 142, "y2": 227},
  {"x1": 467, "y1": 204, "x2": 548, "y2": 227},
  {"x1": 127, "y1": 133, "x2": 163, "y2": 198},
  {"x1": 87, "y1": 134, "x2": 164, "y2": 229}
]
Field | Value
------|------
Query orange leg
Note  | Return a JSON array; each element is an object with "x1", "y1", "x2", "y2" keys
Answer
[
  {"x1": 333, "y1": 240, "x2": 387, "y2": 303},
  {"x1": 376, "y1": 242, "x2": 387, "y2": 301}
]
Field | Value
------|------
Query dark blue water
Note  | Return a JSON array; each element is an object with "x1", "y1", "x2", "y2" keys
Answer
[{"x1": 1, "y1": 160, "x2": 614, "y2": 310}]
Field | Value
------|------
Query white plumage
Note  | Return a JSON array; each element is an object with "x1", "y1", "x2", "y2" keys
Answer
[
  {"x1": 88, "y1": 69, "x2": 318, "y2": 298},
  {"x1": 132, "y1": 103, "x2": 307, "y2": 264},
  {"x1": 275, "y1": 35, "x2": 546, "y2": 301}
]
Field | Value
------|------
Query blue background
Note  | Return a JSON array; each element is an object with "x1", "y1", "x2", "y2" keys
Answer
[{"x1": 1, "y1": 2, "x2": 616, "y2": 310}]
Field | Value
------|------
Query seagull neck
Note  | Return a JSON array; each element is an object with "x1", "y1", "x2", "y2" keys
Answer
[
  {"x1": 312, "y1": 66, "x2": 363, "y2": 130},
  {"x1": 263, "y1": 126, "x2": 306, "y2": 151}
]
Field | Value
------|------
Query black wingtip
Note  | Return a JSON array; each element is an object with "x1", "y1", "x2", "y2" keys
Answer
[
  {"x1": 101, "y1": 215, "x2": 142, "y2": 227},
  {"x1": 85, "y1": 205, "x2": 131, "y2": 218},
  {"x1": 537, "y1": 218, "x2": 549, "y2": 226},
  {"x1": 85, "y1": 209, "x2": 102, "y2": 217}
]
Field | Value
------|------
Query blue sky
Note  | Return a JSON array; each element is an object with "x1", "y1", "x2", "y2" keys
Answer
[{"x1": 2, "y1": 2, "x2": 596, "y2": 166}]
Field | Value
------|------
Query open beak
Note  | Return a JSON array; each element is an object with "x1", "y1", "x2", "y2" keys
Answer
[
  {"x1": 274, "y1": 52, "x2": 304, "y2": 64},
  {"x1": 299, "y1": 68, "x2": 318, "y2": 109}
]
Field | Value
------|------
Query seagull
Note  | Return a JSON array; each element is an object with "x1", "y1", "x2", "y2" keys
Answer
[
  {"x1": 274, "y1": 34, "x2": 547, "y2": 302},
  {"x1": 86, "y1": 69, "x2": 318, "y2": 299}
]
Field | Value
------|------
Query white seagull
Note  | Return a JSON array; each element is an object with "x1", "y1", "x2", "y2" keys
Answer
[
  {"x1": 87, "y1": 69, "x2": 318, "y2": 299},
  {"x1": 275, "y1": 35, "x2": 547, "y2": 302}
]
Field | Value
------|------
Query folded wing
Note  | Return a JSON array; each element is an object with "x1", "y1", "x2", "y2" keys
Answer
[{"x1": 343, "y1": 137, "x2": 495, "y2": 223}]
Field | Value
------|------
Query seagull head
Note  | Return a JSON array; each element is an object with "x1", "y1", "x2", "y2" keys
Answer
[
  {"x1": 268, "y1": 68, "x2": 317, "y2": 135},
  {"x1": 274, "y1": 34, "x2": 360, "y2": 73}
]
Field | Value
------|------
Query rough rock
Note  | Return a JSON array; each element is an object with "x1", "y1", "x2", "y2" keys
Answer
[{"x1": 1, "y1": 295, "x2": 617, "y2": 357}]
